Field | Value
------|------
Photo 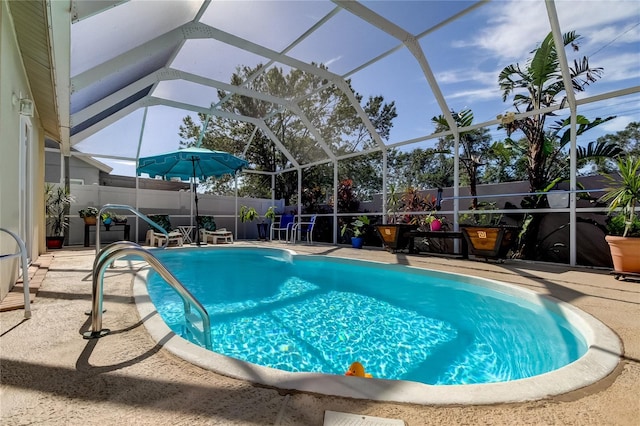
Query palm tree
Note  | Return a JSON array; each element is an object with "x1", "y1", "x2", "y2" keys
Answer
[
  {"x1": 432, "y1": 109, "x2": 491, "y2": 209},
  {"x1": 498, "y1": 31, "x2": 607, "y2": 193},
  {"x1": 498, "y1": 31, "x2": 615, "y2": 259}
]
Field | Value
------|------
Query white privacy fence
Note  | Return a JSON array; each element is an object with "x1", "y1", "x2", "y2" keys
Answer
[{"x1": 68, "y1": 184, "x2": 284, "y2": 246}]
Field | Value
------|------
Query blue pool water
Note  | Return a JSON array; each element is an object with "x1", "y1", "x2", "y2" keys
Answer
[{"x1": 146, "y1": 247, "x2": 587, "y2": 385}]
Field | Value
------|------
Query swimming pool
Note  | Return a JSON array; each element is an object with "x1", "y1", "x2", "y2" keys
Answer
[{"x1": 134, "y1": 246, "x2": 621, "y2": 405}]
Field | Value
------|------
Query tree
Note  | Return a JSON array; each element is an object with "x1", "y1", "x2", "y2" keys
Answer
[
  {"x1": 179, "y1": 64, "x2": 396, "y2": 205},
  {"x1": 483, "y1": 140, "x2": 528, "y2": 183},
  {"x1": 582, "y1": 121, "x2": 640, "y2": 175},
  {"x1": 432, "y1": 109, "x2": 492, "y2": 209},
  {"x1": 499, "y1": 31, "x2": 610, "y2": 192},
  {"x1": 498, "y1": 30, "x2": 614, "y2": 259}
]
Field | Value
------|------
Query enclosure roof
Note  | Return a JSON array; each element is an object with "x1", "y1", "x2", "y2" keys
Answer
[{"x1": 67, "y1": 0, "x2": 640, "y2": 176}]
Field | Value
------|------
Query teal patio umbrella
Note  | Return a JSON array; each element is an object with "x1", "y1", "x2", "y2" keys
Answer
[{"x1": 137, "y1": 147, "x2": 248, "y2": 245}]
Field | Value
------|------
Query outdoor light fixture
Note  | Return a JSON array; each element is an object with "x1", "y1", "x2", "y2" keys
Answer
[
  {"x1": 497, "y1": 112, "x2": 515, "y2": 125},
  {"x1": 12, "y1": 93, "x2": 34, "y2": 117},
  {"x1": 19, "y1": 98, "x2": 34, "y2": 117}
]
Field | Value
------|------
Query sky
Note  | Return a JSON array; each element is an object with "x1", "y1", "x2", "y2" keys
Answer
[{"x1": 71, "y1": 0, "x2": 640, "y2": 177}]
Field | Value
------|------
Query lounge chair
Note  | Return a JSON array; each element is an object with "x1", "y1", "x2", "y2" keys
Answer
[
  {"x1": 200, "y1": 228, "x2": 234, "y2": 244},
  {"x1": 270, "y1": 214, "x2": 295, "y2": 242},
  {"x1": 146, "y1": 214, "x2": 183, "y2": 247},
  {"x1": 148, "y1": 230, "x2": 184, "y2": 247},
  {"x1": 291, "y1": 215, "x2": 317, "y2": 244}
]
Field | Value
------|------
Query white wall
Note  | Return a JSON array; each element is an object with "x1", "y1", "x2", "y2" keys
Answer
[
  {"x1": 0, "y1": 2, "x2": 46, "y2": 300},
  {"x1": 69, "y1": 184, "x2": 284, "y2": 246}
]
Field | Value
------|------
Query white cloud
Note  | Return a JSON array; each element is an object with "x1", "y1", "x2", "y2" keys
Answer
[
  {"x1": 461, "y1": 0, "x2": 640, "y2": 62},
  {"x1": 325, "y1": 55, "x2": 344, "y2": 68},
  {"x1": 435, "y1": 68, "x2": 496, "y2": 86},
  {"x1": 596, "y1": 52, "x2": 640, "y2": 82},
  {"x1": 600, "y1": 115, "x2": 635, "y2": 132},
  {"x1": 445, "y1": 87, "x2": 500, "y2": 102}
]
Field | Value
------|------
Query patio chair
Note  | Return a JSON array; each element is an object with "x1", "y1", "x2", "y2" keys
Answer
[
  {"x1": 200, "y1": 228, "x2": 234, "y2": 244},
  {"x1": 146, "y1": 214, "x2": 183, "y2": 247},
  {"x1": 291, "y1": 215, "x2": 317, "y2": 244},
  {"x1": 270, "y1": 214, "x2": 295, "y2": 242},
  {"x1": 148, "y1": 230, "x2": 183, "y2": 247}
]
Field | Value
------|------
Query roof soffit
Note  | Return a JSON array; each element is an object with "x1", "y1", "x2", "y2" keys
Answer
[{"x1": 10, "y1": 0, "x2": 61, "y2": 141}]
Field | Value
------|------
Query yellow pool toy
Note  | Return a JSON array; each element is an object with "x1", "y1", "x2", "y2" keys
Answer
[{"x1": 345, "y1": 361, "x2": 373, "y2": 378}]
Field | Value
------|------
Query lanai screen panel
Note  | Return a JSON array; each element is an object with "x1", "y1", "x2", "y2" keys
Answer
[
  {"x1": 171, "y1": 38, "x2": 273, "y2": 86},
  {"x1": 200, "y1": 0, "x2": 336, "y2": 53},
  {"x1": 71, "y1": 1, "x2": 200, "y2": 75},
  {"x1": 287, "y1": 8, "x2": 400, "y2": 76},
  {"x1": 349, "y1": 46, "x2": 440, "y2": 148},
  {"x1": 555, "y1": 1, "x2": 640, "y2": 114},
  {"x1": 362, "y1": 1, "x2": 477, "y2": 35},
  {"x1": 67, "y1": 0, "x2": 639, "y2": 178},
  {"x1": 73, "y1": 108, "x2": 147, "y2": 159},
  {"x1": 152, "y1": 80, "x2": 224, "y2": 111}
]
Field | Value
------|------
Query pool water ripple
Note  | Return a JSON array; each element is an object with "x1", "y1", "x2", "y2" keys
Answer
[{"x1": 146, "y1": 247, "x2": 588, "y2": 386}]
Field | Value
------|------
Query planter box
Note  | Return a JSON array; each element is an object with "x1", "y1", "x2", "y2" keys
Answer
[
  {"x1": 461, "y1": 225, "x2": 519, "y2": 259},
  {"x1": 375, "y1": 224, "x2": 418, "y2": 252}
]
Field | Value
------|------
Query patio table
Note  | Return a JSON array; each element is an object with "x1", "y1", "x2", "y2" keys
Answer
[{"x1": 177, "y1": 225, "x2": 195, "y2": 244}]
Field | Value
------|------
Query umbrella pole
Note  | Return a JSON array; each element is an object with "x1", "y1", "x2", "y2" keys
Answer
[
  {"x1": 194, "y1": 191, "x2": 201, "y2": 246},
  {"x1": 192, "y1": 157, "x2": 201, "y2": 246}
]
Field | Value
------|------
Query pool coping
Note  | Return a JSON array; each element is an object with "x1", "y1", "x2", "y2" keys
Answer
[{"x1": 132, "y1": 246, "x2": 622, "y2": 405}]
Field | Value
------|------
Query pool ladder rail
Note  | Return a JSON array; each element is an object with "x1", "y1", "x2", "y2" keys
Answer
[
  {"x1": 83, "y1": 240, "x2": 212, "y2": 350},
  {"x1": 0, "y1": 228, "x2": 31, "y2": 319},
  {"x1": 95, "y1": 203, "x2": 174, "y2": 254}
]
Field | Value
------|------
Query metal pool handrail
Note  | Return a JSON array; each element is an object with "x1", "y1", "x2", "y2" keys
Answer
[
  {"x1": 0, "y1": 228, "x2": 31, "y2": 318},
  {"x1": 96, "y1": 204, "x2": 170, "y2": 254},
  {"x1": 83, "y1": 241, "x2": 212, "y2": 350}
]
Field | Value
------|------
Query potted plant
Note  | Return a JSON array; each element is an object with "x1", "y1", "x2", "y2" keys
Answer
[
  {"x1": 341, "y1": 215, "x2": 370, "y2": 249},
  {"x1": 112, "y1": 213, "x2": 128, "y2": 224},
  {"x1": 239, "y1": 205, "x2": 258, "y2": 223},
  {"x1": 426, "y1": 214, "x2": 444, "y2": 231},
  {"x1": 45, "y1": 183, "x2": 73, "y2": 249},
  {"x1": 78, "y1": 207, "x2": 99, "y2": 225},
  {"x1": 375, "y1": 186, "x2": 432, "y2": 252},
  {"x1": 101, "y1": 211, "x2": 113, "y2": 230},
  {"x1": 257, "y1": 206, "x2": 277, "y2": 240},
  {"x1": 459, "y1": 202, "x2": 520, "y2": 260},
  {"x1": 599, "y1": 155, "x2": 640, "y2": 276},
  {"x1": 239, "y1": 205, "x2": 260, "y2": 239},
  {"x1": 264, "y1": 206, "x2": 277, "y2": 222}
]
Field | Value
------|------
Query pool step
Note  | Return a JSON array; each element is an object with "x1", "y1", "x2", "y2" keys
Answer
[
  {"x1": 184, "y1": 311, "x2": 206, "y2": 347},
  {"x1": 323, "y1": 410, "x2": 405, "y2": 425}
]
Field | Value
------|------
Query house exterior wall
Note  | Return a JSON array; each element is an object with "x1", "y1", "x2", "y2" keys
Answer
[
  {"x1": 45, "y1": 150, "x2": 100, "y2": 185},
  {"x1": 0, "y1": 2, "x2": 46, "y2": 300}
]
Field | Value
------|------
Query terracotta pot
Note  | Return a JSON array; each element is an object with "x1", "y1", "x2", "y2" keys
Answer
[
  {"x1": 606, "y1": 235, "x2": 640, "y2": 273},
  {"x1": 83, "y1": 216, "x2": 97, "y2": 225}
]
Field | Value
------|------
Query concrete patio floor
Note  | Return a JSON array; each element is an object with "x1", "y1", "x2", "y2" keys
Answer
[{"x1": 1, "y1": 242, "x2": 638, "y2": 425}]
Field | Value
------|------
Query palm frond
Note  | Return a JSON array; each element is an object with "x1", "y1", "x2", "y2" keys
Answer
[
  {"x1": 576, "y1": 140, "x2": 624, "y2": 159},
  {"x1": 529, "y1": 32, "x2": 559, "y2": 87}
]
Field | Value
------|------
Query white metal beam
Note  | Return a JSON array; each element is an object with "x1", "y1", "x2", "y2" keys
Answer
[{"x1": 547, "y1": 1, "x2": 578, "y2": 266}]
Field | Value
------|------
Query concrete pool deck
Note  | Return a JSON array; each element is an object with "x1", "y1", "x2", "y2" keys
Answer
[{"x1": 1, "y1": 243, "x2": 639, "y2": 425}]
